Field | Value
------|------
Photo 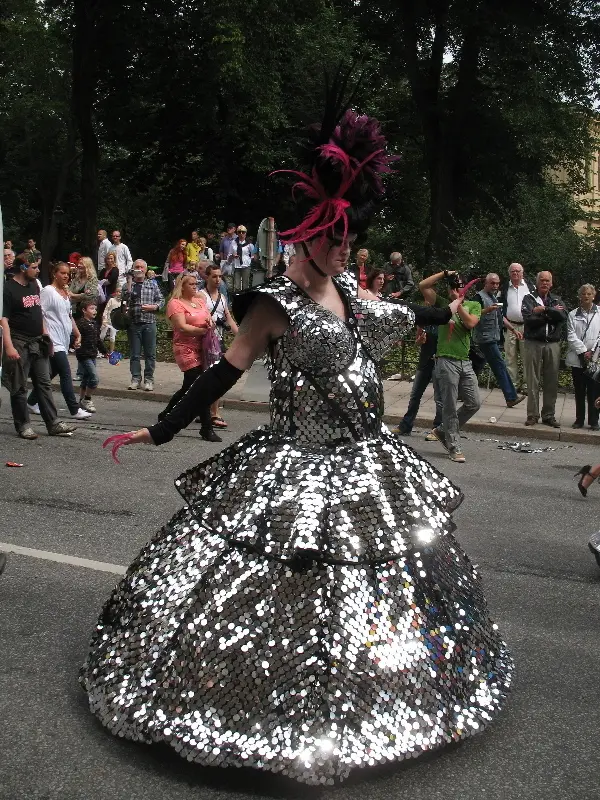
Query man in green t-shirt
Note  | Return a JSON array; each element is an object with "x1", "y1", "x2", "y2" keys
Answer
[{"x1": 419, "y1": 270, "x2": 482, "y2": 462}]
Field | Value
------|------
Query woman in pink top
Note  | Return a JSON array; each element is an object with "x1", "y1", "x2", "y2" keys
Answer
[
  {"x1": 158, "y1": 273, "x2": 221, "y2": 442},
  {"x1": 165, "y1": 238, "x2": 187, "y2": 292}
]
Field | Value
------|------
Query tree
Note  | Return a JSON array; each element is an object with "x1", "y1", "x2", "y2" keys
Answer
[{"x1": 341, "y1": 0, "x2": 600, "y2": 262}]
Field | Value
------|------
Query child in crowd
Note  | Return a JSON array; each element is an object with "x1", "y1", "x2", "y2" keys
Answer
[
  {"x1": 77, "y1": 300, "x2": 103, "y2": 412},
  {"x1": 185, "y1": 264, "x2": 200, "y2": 281},
  {"x1": 146, "y1": 269, "x2": 161, "y2": 288},
  {"x1": 101, "y1": 287, "x2": 121, "y2": 354}
]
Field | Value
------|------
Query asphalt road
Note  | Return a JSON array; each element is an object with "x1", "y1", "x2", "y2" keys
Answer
[{"x1": 1, "y1": 391, "x2": 599, "y2": 800}]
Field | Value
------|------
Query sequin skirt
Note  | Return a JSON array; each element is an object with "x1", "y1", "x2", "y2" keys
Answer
[{"x1": 81, "y1": 429, "x2": 513, "y2": 784}]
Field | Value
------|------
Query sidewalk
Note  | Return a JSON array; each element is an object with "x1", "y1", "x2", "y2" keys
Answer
[{"x1": 71, "y1": 355, "x2": 600, "y2": 445}]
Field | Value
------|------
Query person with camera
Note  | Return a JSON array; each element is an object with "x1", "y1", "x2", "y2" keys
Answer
[
  {"x1": 1, "y1": 259, "x2": 76, "y2": 439},
  {"x1": 473, "y1": 273, "x2": 525, "y2": 408},
  {"x1": 566, "y1": 283, "x2": 600, "y2": 430},
  {"x1": 123, "y1": 259, "x2": 164, "y2": 392},
  {"x1": 383, "y1": 252, "x2": 414, "y2": 301},
  {"x1": 419, "y1": 269, "x2": 481, "y2": 462},
  {"x1": 199, "y1": 263, "x2": 239, "y2": 429}
]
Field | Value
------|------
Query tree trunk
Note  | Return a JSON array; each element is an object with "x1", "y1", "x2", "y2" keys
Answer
[
  {"x1": 72, "y1": 0, "x2": 100, "y2": 260},
  {"x1": 398, "y1": 2, "x2": 483, "y2": 263},
  {"x1": 39, "y1": 129, "x2": 78, "y2": 283}
]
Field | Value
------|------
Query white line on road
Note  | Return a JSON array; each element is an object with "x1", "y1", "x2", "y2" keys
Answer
[{"x1": 0, "y1": 542, "x2": 126, "y2": 575}]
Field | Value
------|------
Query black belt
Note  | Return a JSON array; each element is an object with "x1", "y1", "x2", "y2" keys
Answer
[{"x1": 507, "y1": 320, "x2": 524, "y2": 324}]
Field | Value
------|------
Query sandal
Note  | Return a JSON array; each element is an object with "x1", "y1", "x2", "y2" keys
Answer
[{"x1": 212, "y1": 416, "x2": 228, "y2": 429}]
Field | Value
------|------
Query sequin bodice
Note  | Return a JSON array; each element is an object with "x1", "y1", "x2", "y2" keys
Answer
[{"x1": 255, "y1": 273, "x2": 414, "y2": 444}]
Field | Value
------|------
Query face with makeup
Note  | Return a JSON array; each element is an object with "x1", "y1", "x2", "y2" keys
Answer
[{"x1": 302, "y1": 234, "x2": 357, "y2": 277}]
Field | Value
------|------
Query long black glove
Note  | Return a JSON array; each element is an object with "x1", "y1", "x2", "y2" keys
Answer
[
  {"x1": 148, "y1": 357, "x2": 244, "y2": 445},
  {"x1": 406, "y1": 303, "x2": 452, "y2": 327}
]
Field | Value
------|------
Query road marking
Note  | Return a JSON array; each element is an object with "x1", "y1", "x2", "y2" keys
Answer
[{"x1": 0, "y1": 542, "x2": 126, "y2": 575}]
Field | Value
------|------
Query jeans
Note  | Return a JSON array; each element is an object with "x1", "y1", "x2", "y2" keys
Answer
[
  {"x1": 128, "y1": 322, "x2": 157, "y2": 382},
  {"x1": 8, "y1": 339, "x2": 58, "y2": 433},
  {"x1": 158, "y1": 365, "x2": 212, "y2": 429},
  {"x1": 571, "y1": 366, "x2": 600, "y2": 426},
  {"x1": 78, "y1": 358, "x2": 99, "y2": 390},
  {"x1": 478, "y1": 340, "x2": 517, "y2": 402},
  {"x1": 435, "y1": 357, "x2": 481, "y2": 452},
  {"x1": 400, "y1": 359, "x2": 441, "y2": 433},
  {"x1": 28, "y1": 350, "x2": 79, "y2": 415}
]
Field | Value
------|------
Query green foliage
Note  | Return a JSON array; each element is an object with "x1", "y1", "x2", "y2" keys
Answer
[
  {"x1": 450, "y1": 179, "x2": 591, "y2": 303},
  {"x1": 1, "y1": 0, "x2": 600, "y2": 279}
]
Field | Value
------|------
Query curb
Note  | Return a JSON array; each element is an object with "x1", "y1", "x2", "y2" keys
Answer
[
  {"x1": 93, "y1": 386, "x2": 270, "y2": 413},
  {"x1": 383, "y1": 413, "x2": 600, "y2": 445},
  {"x1": 88, "y1": 385, "x2": 600, "y2": 445}
]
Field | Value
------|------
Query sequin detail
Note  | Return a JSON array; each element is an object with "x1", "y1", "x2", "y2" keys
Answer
[{"x1": 81, "y1": 272, "x2": 513, "y2": 784}]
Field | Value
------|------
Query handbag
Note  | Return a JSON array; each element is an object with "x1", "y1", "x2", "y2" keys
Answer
[
  {"x1": 202, "y1": 327, "x2": 222, "y2": 370},
  {"x1": 110, "y1": 298, "x2": 131, "y2": 330}
]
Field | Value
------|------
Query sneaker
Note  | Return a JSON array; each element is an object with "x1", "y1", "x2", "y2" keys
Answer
[
  {"x1": 591, "y1": 425, "x2": 600, "y2": 432},
  {"x1": 200, "y1": 427, "x2": 222, "y2": 443},
  {"x1": 48, "y1": 421, "x2": 76, "y2": 436},
  {"x1": 572, "y1": 422, "x2": 584, "y2": 429},
  {"x1": 449, "y1": 449, "x2": 466, "y2": 463},
  {"x1": 432, "y1": 426, "x2": 449, "y2": 450},
  {"x1": 506, "y1": 395, "x2": 526, "y2": 408},
  {"x1": 542, "y1": 417, "x2": 560, "y2": 429},
  {"x1": 27, "y1": 403, "x2": 41, "y2": 415},
  {"x1": 525, "y1": 417, "x2": 537, "y2": 426},
  {"x1": 128, "y1": 379, "x2": 141, "y2": 390},
  {"x1": 143, "y1": 380, "x2": 154, "y2": 392},
  {"x1": 424, "y1": 430, "x2": 439, "y2": 442},
  {"x1": 71, "y1": 408, "x2": 92, "y2": 420},
  {"x1": 80, "y1": 399, "x2": 96, "y2": 413},
  {"x1": 18, "y1": 427, "x2": 38, "y2": 440}
]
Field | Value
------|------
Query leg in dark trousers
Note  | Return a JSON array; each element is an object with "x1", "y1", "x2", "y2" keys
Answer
[
  {"x1": 586, "y1": 372, "x2": 600, "y2": 426},
  {"x1": 571, "y1": 367, "x2": 586, "y2": 425},
  {"x1": 399, "y1": 360, "x2": 434, "y2": 433},
  {"x1": 29, "y1": 352, "x2": 58, "y2": 431},
  {"x1": 159, "y1": 367, "x2": 203, "y2": 419},
  {"x1": 28, "y1": 351, "x2": 79, "y2": 415}
]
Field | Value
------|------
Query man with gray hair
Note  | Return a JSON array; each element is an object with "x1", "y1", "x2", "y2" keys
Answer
[
  {"x1": 383, "y1": 251, "x2": 414, "y2": 301},
  {"x1": 498, "y1": 262, "x2": 535, "y2": 393},
  {"x1": 122, "y1": 259, "x2": 164, "y2": 391},
  {"x1": 473, "y1": 273, "x2": 524, "y2": 406},
  {"x1": 521, "y1": 270, "x2": 567, "y2": 427}
]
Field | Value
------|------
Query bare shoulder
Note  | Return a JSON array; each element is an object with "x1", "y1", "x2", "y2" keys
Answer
[{"x1": 238, "y1": 293, "x2": 289, "y2": 342}]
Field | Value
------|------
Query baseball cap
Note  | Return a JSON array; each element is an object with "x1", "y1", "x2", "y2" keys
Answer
[{"x1": 237, "y1": 225, "x2": 247, "y2": 233}]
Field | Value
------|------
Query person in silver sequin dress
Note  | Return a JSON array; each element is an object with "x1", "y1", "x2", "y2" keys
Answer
[{"x1": 83, "y1": 101, "x2": 513, "y2": 785}]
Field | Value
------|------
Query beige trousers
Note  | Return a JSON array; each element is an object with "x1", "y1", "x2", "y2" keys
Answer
[
  {"x1": 523, "y1": 339, "x2": 561, "y2": 421},
  {"x1": 504, "y1": 323, "x2": 526, "y2": 388}
]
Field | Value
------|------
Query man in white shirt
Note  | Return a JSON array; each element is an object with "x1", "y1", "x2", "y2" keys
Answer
[
  {"x1": 97, "y1": 229, "x2": 111, "y2": 272},
  {"x1": 218, "y1": 223, "x2": 238, "y2": 284},
  {"x1": 500, "y1": 262, "x2": 533, "y2": 392},
  {"x1": 109, "y1": 230, "x2": 133, "y2": 287},
  {"x1": 232, "y1": 225, "x2": 254, "y2": 293}
]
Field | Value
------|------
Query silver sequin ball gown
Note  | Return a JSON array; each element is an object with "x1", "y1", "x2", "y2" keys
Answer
[{"x1": 81, "y1": 272, "x2": 513, "y2": 785}]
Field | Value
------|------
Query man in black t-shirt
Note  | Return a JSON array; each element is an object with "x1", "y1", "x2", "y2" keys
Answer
[{"x1": 1, "y1": 261, "x2": 76, "y2": 439}]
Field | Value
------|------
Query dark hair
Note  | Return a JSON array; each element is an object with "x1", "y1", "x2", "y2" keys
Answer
[
  {"x1": 446, "y1": 272, "x2": 465, "y2": 290},
  {"x1": 81, "y1": 298, "x2": 97, "y2": 311},
  {"x1": 226, "y1": 222, "x2": 236, "y2": 230},
  {"x1": 205, "y1": 263, "x2": 221, "y2": 277},
  {"x1": 365, "y1": 269, "x2": 385, "y2": 292}
]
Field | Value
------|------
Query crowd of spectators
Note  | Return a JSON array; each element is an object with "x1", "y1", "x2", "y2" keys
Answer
[{"x1": 2, "y1": 231, "x2": 599, "y2": 452}]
